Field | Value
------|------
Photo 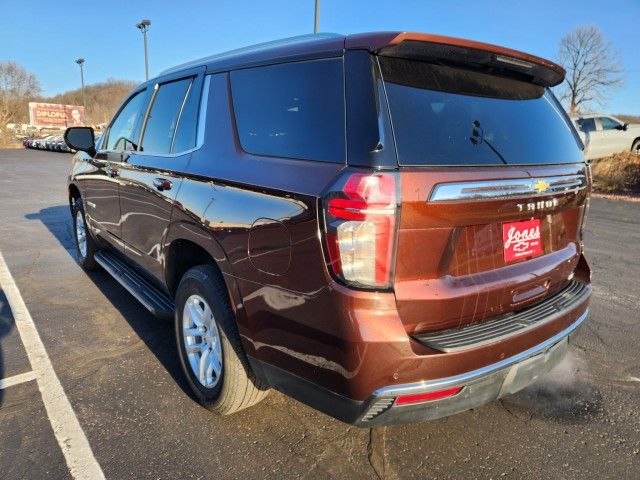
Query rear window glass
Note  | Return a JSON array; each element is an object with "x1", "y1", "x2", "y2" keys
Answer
[
  {"x1": 140, "y1": 78, "x2": 191, "y2": 155},
  {"x1": 230, "y1": 58, "x2": 345, "y2": 163},
  {"x1": 379, "y1": 57, "x2": 583, "y2": 166}
]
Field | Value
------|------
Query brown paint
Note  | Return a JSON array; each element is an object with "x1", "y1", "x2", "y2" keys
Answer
[
  {"x1": 67, "y1": 32, "x2": 590, "y2": 417},
  {"x1": 346, "y1": 31, "x2": 565, "y2": 77},
  {"x1": 394, "y1": 164, "x2": 588, "y2": 333}
]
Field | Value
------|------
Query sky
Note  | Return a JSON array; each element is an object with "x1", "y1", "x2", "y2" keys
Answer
[{"x1": 1, "y1": 0, "x2": 638, "y2": 114}]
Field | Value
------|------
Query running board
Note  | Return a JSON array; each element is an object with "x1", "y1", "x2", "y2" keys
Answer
[{"x1": 94, "y1": 250, "x2": 175, "y2": 320}]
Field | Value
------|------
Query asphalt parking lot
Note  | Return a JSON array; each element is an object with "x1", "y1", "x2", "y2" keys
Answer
[{"x1": 0, "y1": 148, "x2": 638, "y2": 479}]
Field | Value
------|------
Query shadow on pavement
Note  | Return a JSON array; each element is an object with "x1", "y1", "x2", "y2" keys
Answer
[
  {"x1": 25, "y1": 205, "x2": 193, "y2": 400},
  {"x1": 0, "y1": 290, "x2": 14, "y2": 406},
  {"x1": 25, "y1": 205, "x2": 75, "y2": 257}
]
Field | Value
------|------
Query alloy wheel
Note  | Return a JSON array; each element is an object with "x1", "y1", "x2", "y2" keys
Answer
[
  {"x1": 75, "y1": 210, "x2": 87, "y2": 258},
  {"x1": 182, "y1": 294, "x2": 223, "y2": 388}
]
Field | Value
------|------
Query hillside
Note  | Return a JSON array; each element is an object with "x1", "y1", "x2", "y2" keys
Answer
[
  {"x1": 616, "y1": 114, "x2": 640, "y2": 124},
  {"x1": 43, "y1": 79, "x2": 139, "y2": 126}
]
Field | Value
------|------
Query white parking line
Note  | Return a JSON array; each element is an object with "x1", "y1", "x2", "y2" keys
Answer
[
  {"x1": 0, "y1": 370, "x2": 37, "y2": 389},
  {"x1": 0, "y1": 251, "x2": 105, "y2": 480}
]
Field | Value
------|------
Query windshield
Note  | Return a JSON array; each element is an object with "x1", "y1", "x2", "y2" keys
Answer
[{"x1": 379, "y1": 56, "x2": 583, "y2": 166}]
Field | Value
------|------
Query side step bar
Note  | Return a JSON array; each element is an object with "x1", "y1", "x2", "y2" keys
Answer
[{"x1": 94, "y1": 250, "x2": 175, "y2": 320}]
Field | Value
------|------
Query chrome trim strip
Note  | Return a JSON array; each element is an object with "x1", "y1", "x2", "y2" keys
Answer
[
  {"x1": 429, "y1": 175, "x2": 586, "y2": 202},
  {"x1": 134, "y1": 83, "x2": 159, "y2": 152},
  {"x1": 170, "y1": 78, "x2": 193, "y2": 153},
  {"x1": 132, "y1": 75, "x2": 212, "y2": 159},
  {"x1": 196, "y1": 74, "x2": 211, "y2": 148},
  {"x1": 372, "y1": 308, "x2": 588, "y2": 398}
]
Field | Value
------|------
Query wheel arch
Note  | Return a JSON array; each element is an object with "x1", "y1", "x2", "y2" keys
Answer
[
  {"x1": 68, "y1": 183, "x2": 81, "y2": 209},
  {"x1": 163, "y1": 222, "x2": 245, "y2": 322}
]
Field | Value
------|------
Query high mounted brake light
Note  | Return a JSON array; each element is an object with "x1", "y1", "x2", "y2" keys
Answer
[
  {"x1": 323, "y1": 172, "x2": 398, "y2": 289},
  {"x1": 346, "y1": 32, "x2": 566, "y2": 87}
]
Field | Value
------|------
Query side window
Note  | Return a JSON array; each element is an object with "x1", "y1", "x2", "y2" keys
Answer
[
  {"x1": 599, "y1": 117, "x2": 621, "y2": 131},
  {"x1": 576, "y1": 118, "x2": 596, "y2": 133},
  {"x1": 105, "y1": 90, "x2": 148, "y2": 152},
  {"x1": 230, "y1": 58, "x2": 345, "y2": 163},
  {"x1": 140, "y1": 78, "x2": 192, "y2": 155},
  {"x1": 172, "y1": 76, "x2": 202, "y2": 153}
]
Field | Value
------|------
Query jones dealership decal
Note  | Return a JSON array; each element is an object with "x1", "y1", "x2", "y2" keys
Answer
[
  {"x1": 28, "y1": 102, "x2": 86, "y2": 128},
  {"x1": 502, "y1": 219, "x2": 542, "y2": 263}
]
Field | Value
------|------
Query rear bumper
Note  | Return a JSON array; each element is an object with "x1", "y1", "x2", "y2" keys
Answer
[
  {"x1": 249, "y1": 307, "x2": 588, "y2": 427},
  {"x1": 355, "y1": 308, "x2": 587, "y2": 426},
  {"x1": 246, "y1": 257, "x2": 591, "y2": 427}
]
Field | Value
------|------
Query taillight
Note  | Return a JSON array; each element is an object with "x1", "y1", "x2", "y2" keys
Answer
[{"x1": 322, "y1": 171, "x2": 398, "y2": 289}]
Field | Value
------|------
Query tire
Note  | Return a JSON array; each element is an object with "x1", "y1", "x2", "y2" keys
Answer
[
  {"x1": 71, "y1": 198, "x2": 98, "y2": 270},
  {"x1": 175, "y1": 264, "x2": 269, "y2": 414},
  {"x1": 632, "y1": 139, "x2": 640, "y2": 156}
]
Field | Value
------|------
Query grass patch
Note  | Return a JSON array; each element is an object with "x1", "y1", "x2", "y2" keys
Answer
[{"x1": 591, "y1": 151, "x2": 640, "y2": 193}]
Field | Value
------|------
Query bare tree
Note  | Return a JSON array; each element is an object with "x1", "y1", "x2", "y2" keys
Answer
[
  {"x1": 557, "y1": 26, "x2": 623, "y2": 115},
  {"x1": 0, "y1": 62, "x2": 41, "y2": 127}
]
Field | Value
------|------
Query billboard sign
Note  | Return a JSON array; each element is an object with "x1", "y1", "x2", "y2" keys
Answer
[{"x1": 28, "y1": 103, "x2": 86, "y2": 128}]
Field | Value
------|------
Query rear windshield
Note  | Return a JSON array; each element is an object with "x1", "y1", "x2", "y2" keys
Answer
[{"x1": 379, "y1": 57, "x2": 583, "y2": 166}]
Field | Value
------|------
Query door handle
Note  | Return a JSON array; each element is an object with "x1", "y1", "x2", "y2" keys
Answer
[
  {"x1": 108, "y1": 168, "x2": 119, "y2": 178},
  {"x1": 153, "y1": 177, "x2": 173, "y2": 191}
]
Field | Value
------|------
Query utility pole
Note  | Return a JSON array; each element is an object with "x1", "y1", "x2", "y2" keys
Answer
[
  {"x1": 314, "y1": 0, "x2": 320, "y2": 33},
  {"x1": 136, "y1": 19, "x2": 151, "y2": 80},
  {"x1": 75, "y1": 58, "x2": 86, "y2": 108}
]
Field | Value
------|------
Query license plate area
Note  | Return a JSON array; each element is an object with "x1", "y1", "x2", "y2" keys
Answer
[
  {"x1": 502, "y1": 218, "x2": 542, "y2": 263},
  {"x1": 498, "y1": 337, "x2": 568, "y2": 396}
]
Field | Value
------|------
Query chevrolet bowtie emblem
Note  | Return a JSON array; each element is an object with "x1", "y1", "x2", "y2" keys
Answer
[{"x1": 533, "y1": 180, "x2": 550, "y2": 193}]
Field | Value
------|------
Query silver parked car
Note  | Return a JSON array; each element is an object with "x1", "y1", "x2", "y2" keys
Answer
[{"x1": 572, "y1": 115, "x2": 640, "y2": 160}]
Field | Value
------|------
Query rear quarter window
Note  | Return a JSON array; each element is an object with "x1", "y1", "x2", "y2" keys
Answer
[
  {"x1": 230, "y1": 58, "x2": 345, "y2": 163},
  {"x1": 379, "y1": 57, "x2": 584, "y2": 166}
]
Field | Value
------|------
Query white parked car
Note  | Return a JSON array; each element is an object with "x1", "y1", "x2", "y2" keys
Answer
[{"x1": 572, "y1": 115, "x2": 640, "y2": 160}]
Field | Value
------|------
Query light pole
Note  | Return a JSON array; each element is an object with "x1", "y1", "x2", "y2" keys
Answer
[
  {"x1": 136, "y1": 19, "x2": 151, "y2": 80},
  {"x1": 314, "y1": 0, "x2": 320, "y2": 33},
  {"x1": 75, "y1": 58, "x2": 86, "y2": 109}
]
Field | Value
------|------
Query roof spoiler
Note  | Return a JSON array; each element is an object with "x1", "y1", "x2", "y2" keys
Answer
[{"x1": 347, "y1": 32, "x2": 565, "y2": 88}]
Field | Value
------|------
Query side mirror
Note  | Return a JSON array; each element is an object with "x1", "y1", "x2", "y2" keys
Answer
[
  {"x1": 64, "y1": 127, "x2": 96, "y2": 155},
  {"x1": 623, "y1": 123, "x2": 629, "y2": 131}
]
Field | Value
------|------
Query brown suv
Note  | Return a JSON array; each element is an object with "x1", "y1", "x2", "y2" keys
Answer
[{"x1": 65, "y1": 32, "x2": 591, "y2": 426}]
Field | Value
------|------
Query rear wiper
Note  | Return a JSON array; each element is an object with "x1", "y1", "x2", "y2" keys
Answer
[{"x1": 470, "y1": 120, "x2": 508, "y2": 165}]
